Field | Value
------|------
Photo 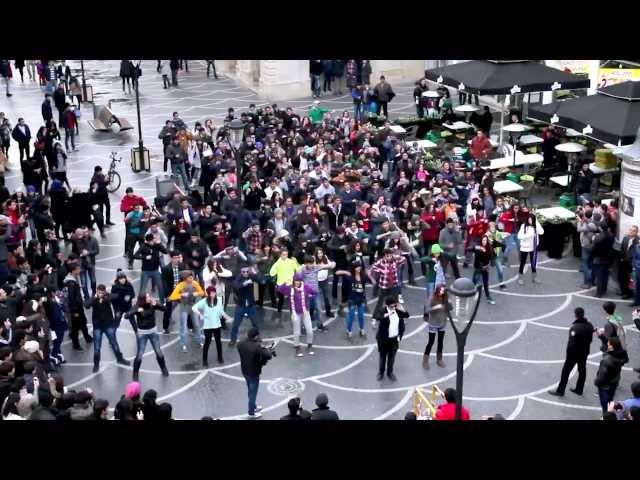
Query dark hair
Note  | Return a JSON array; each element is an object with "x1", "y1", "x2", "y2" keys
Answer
[
  {"x1": 602, "y1": 412, "x2": 618, "y2": 421},
  {"x1": 114, "y1": 398, "x2": 135, "y2": 421},
  {"x1": 201, "y1": 416, "x2": 214, "y2": 420},
  {"x1": 603, "y1": 301, "x2": 616, "y2": 316},
  {"x1": 0, "y1": 361, "x2": 15, "y2": 376},
  {"x1": 631, "y1": 381, "x2": 640, "y2": 398},
  {"x1": 608, "y1": 337, "x2": 622, "y2": 351},
  {"x1": 431, "y1": 283, "x2": 448, "y2": 306},
  {"x1": 38, "y1": 387, "x2": 54, "y2": 408},
  {"x1": 170, "y1": 250, "x2": 181, "y2": 258},
  {"x1": 2, "y1": 392, "x2": 20, "y2": 417},
  {"x1": 574, "y1": 307, "x2": 585, "y2": 318},
  {"x1": 157, "y1": 402, "x2": 173, "y2": 421},
  {"x1": 288, "y1": 397, "x2": 301, "y2": 414},
  {"x1": 93, "y1": 399, "x2": 109, "y2": 417},
  {"x1": 444, "y1": 388, "x2": 458, "y2": 403},
  {"x1": 630, "y1": 406, "x2": 640, "y2": 421},
  {"x1": 404, "y1": 411, "x2": 417, "y2": 421}
]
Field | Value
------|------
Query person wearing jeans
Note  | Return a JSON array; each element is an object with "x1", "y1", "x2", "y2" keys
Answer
[
  {"x1": 229, "y1": 267, "x2": 261, "y2": 347},
  {"x1": 192, "y1": 287, "x2": 230, "y2": 367},
  {"x1": 90, "y1": 285, "x2": 130, "y2": 373},
  {"x1": 167, "y1": 271, "x2": 205, "y2": 352},
  {"x1": 62, "y1": 104, "x2": 77, "y2": 151},
  {"x1": 134, "y1": 233, "x2": 168, "y2": 301},
  {"x1": 237, "y1": 327, "x2": 273, "y2": 419},
  {"x1": 166, "y1": 138, "x2": 189, "y2": 190},
  {"x1": 594, "y1": 337, "x2": 629, "y2": 414}
]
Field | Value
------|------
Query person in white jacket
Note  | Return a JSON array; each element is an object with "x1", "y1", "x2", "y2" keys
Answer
[
  {"x1": 160, "y1": 61, "x2": 171, "y2": 89},
  {"x1": 517, "y1": 213, "x2": 544, "y2": 285},
  {"x1": 202, "y1": 258, "x2": 232, "y2": 328}
]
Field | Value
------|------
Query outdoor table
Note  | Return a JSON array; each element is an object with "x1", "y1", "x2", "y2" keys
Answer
[
  {"x1": 406, "y1": 139, "x2": 438, "y2": 149},
  {"x1": 536, "y1": 206, "x2": 576, "y2": 259},
  {"x1": 549, "y1": 175, "x2": 569, "y2": 187},
  {"x1": 389, "y1": 125, "x2": 407, "y2": 135},
  {"x1": 493, "y1": 180, "x2": 524, "y2": 195},
  {"x1": 484, "y1": 153, "x2": 544, "y2": 170},
  {"x1": 442, "y1": 121, "x2": 472, "y2": 132},
  {"x1": 519, "y1": 134, "x2": 544, "y2": 146},
  {"x1": 589, "y1": 163, "x2": 618, "y2": 175}
]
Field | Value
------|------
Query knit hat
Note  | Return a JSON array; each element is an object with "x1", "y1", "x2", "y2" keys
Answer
[
  {"x1": 23, "y1": 340, "x2": 40, "y2": 354},
  {"x1": 431, "y1": 244, "x2": 443, "y2": 255}
]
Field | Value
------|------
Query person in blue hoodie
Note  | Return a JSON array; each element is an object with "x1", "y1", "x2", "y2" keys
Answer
[{"x1": 44, "y1": 289, "x2": 68, "y2": 365}]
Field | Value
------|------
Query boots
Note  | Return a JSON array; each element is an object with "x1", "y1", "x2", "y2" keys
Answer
[
  {"x1": 422, "y1": 354, "x2": 430, "y2": 370},
  {"x1": 93, "y1": 360, "x2": 100, "y2": 373},
  {"x1": 517, "y1": 274, "x2": 524, "y2": 285},
  {"x1": 532, "y1": 272, "x2": 540, "y2": 284},
  {"x1": 436, "y1": 353, "x2": 446, "y2": 368},
  {"x1": 116, "y1": 353, "x2": 131, "y2": 366},
  {"x1": 157, "y1": 356, "x2": 169, "y2": 377},
  {"x1": 132, "y1": 358, "x2": 142, "y2": 381}
]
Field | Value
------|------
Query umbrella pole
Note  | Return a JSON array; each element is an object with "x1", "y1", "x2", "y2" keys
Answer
[{"x1": 498, "y1": 96, "x2": 506, "y2": 147}]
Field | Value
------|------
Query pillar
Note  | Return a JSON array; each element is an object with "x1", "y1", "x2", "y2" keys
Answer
[
  {"x1": 255, "y1": 60, "x2": 310, "y2": 101},
  {"x1": 237, "y1": 60, "x2": 259, "y2": 87}
]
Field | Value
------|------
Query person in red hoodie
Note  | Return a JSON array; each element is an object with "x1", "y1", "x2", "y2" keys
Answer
[
  {"x1": 469, "y1": 130, "x2": 493, "y2": 161},
  {"x1": 120, "y1": 187, "x2": 148, "y2": 215},
  {"x1": 420, "y1": 203, "x2": 444, "y2": 274},
  {"x1": 434, "y1": 388, "x2": 471, "y2": 420},
  {"x1": 463, "y1": 206, "x2": 489, "y2": 268},
  {"x1": 62, "y1": 103, "x2": 77, "y2": 152},
  {"x1": 498, "y1": 203, "x2": 525, "y2": 263}
]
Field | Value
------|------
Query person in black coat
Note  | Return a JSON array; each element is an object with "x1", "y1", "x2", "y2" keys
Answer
[
  {"x1": 374, "y1": 296, "x2": 408, "y2": 381},
  {"x1": 549, "y1": 307, "x2": 594, "y2": 396},
  {"x1": 52, "y1": 85, "x2": 66, "y2": 126},
  {"x1": 237, "y1": 327, "x2": 273, "y2": 419},
  {"x1": 42, "y1": 93, "x2": 53, "y2": 125},
  {"x1": 11, "y1": 118, "x2": 31, "y2": 161},
  {"x1": 63, "y1": 263, "x2": 92, "y2": 350},
  {"x1": 120, "y1": 60, "x2": 133, "y2": 94},
  {"x1": 310, "y1": 393, "x2": 340, "y2": 420},
  {"x1": 595, "y1": 337, "x2": 629, "y2": 414},
  {"x1": 161, "y1": 251, "x2": 188, "y2": 334},
  {"x1": 279, "y1": 397, "x2": 311, "y2": 420},
  {"x1": 169, "y1": 59, "x2": 180, "y2": 87},
  {"x1": 90, "y1": 284, "x2": 130, "y2": 372},
  {"x1": 618, "y1": 226, "x2": 638, "y2": 299}
]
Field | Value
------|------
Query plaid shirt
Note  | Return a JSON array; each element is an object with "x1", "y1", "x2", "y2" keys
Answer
[
  {"x1": 245, "y1": 230, "x2": 263, "y2": 254},
  {"x1": 370, "y1": 255, "x2": 405, "y2": 290}
]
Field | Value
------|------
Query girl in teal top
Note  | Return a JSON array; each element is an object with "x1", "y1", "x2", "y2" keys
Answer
[{"x1": 192, "y1": 286, "x2": 231, "y2": 367}]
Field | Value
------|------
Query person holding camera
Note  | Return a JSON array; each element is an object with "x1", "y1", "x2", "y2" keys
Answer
[{"x1": 237, "y1": 327, "x2": 275, "y2": 419}]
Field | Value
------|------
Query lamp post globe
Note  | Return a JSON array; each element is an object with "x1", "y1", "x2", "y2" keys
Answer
[
  {"x1": 447, "y1": 277, "x2": 481, "y2": 332},
  {"x1": 228, "y1": 119, "x2": 245, "y2": 191},
  {"x1": 228, "y1": 119, "x2": 245, "y2": 149}
]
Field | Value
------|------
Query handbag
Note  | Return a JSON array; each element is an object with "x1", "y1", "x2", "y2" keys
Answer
[{"x1": 74, "y1": 107, "x2": 81, "y2": 119}]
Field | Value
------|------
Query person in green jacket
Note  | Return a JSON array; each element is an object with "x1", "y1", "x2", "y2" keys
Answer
[
  {"x1": 420, "y1": 243, "x2": 449, "y2": 301},
  {"x1": 269, "y1": 249, "x2": 301, "y2": 313},
  {"x1": 309, "y1": 101, "x2": 329, "y2": 125}
]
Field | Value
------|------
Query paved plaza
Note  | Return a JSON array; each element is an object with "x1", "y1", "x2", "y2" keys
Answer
[{"x1": 1, "y1": 60, "x2": 638, "y2": 419}]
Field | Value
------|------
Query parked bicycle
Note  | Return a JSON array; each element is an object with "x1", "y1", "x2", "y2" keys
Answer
[{"x1": 107, "y1": 151, "x2": 122, "y2": 193}]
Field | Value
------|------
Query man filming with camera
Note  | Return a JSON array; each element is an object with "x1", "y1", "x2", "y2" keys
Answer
[{"x1": 237, "y1": 327, "x2": 276, "y2": 419}]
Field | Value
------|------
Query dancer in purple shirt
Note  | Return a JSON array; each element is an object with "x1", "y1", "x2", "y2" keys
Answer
[{"x1": 278, "y1": 272, "x2": 317, "y2": 357}]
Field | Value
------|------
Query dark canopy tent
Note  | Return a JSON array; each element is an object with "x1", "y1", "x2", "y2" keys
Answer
[
  {"x1": 423, "y1": 60, "x2": 591, "y2": 95},
  {"x1": 527, "y1": 81, "x2": 640, "y2": 146}
]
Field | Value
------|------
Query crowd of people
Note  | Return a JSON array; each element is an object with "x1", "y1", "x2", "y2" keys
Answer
[{"x1": 0, "y1": 60, "x2": 638, "y2": 421}]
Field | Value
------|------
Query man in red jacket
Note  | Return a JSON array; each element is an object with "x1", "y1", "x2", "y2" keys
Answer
[
  {"x1": 434, "y1": 388, "x2": 471, "y2": 420},
  {"x1": 469, "y1": 130, "x2": 493, "y2": 161},
  {"x1": 464, "y1": 207, "x2": 489, "y2": 267},
  {"x1": 120, "y1": 187, "x2": 148, "y2": 215}
]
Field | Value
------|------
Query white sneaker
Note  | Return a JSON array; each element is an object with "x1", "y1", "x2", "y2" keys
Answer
[
  {"x1": 182, "y1": 346, "x2": 188, "y2": 353},
  {"x1": 371, "y1": 320, "x2": 378, "y2": 329},
  {"x1": 398, "y1": 295, "x2": 405, "y2": 304},
  {"x1": 255, "y1": 405, "x2": 263, "y2": 412},
  {"x1": 247, "y1": 412, "x2": 262, "y2": 419}
]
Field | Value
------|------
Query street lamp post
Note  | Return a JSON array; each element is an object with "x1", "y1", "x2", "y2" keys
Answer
[
  {"x1": 227, "y1": 119, "x2": 246, "y2": 192},
  {"x1": 80, "y1": 59, "x2": 87, "y2": 102},
  {"x1": 134, "y1": 61, "x2": 144, "y2": 167},
  {"x1": 446, "y1": 277, "x2": 482, "y2": 420}
]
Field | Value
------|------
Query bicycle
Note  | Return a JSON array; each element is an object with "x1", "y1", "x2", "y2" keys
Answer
[{"x1": 107, "y1": 151, "x2": 122, "y2": 193}]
